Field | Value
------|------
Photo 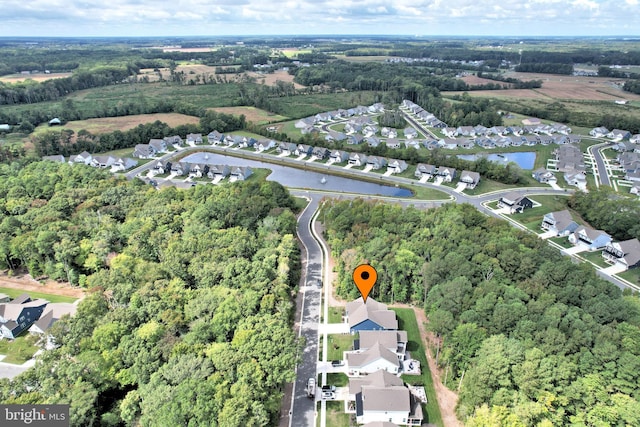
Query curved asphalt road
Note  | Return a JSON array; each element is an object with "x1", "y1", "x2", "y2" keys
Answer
[{"x1": 588, "y1": 142, "x2": 612, "y2": 187}]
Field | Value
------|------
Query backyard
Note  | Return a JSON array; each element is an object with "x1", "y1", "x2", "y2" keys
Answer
[{"x1": 0, "y1": 334, "x2": 40, "y2": 365}]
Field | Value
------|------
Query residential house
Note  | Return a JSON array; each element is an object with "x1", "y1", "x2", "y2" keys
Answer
[
  {"x1": 329, "y1": 150, "x2": 350, "y2": 164},
  {"x1": 295, "y1": 117, "x2": 315, "y2": 129},
  {"x1": 438, "y1": 138, "x2": 459, "y2": 150},
  {"x1": 442, "y1": 127, "x2": 458, "y2": 138},
  {"x1": 173, "y1": 162, "x2": 190, "y2": 176},
  {"x1": 494, "y1": 136, "x2": 513, "y2": 148},
  {"x1": 498, "y1": 192, "x2": 534, "y2": 214},
  {"x1": 607, "y1": 129, "x2": 632, "y2": 141},
  {"x1": 437, "y1": 167, "x2": 456, "y2": 182},
  {"x1": 354, "y1": 384, "x2": 423, "y2": 426},
  {"x1": 356, "y1": 330, "x2": 408, "y2": 361},
  {"x1": 132, "y1": 144, "x2": 156, "y2": 159},
  {"x1": 415, "y1": 164, "x2": 437, "y2": 179},
  {"x1": 164, "y1": 135, "x2": 183, "y2": 147},
  {"x1": 363, "y1": 125, "x2": 379, "y2": 137},
  {"x1": 347, "y1": 342, "x2": 400, "y2": 375},
  {"x1": 456, "y1": 126, "x2": 476, "y2": 137},
  {"x1": 189, "y1": 163, "x2": 209, "y2": 178},
  {"x1": 630, "y1": 134, "x2": 640, "y2": 144},
  {"x1": 602, "y1": 239, "x2": 640, "y2": 270},
  {"x1": 630, "y1": 184, "x2": 640, "y2": 196},
  {"x1": 506, "y1": 126, "x2": 523, "y2": 136},
  {"x1": 42, "y1": 155, "x2": 65, "y2": 163},
  {"x1": 457, "y1": 139, "x2": 474, "y2": 149},
  {"x1": 613, "y1": 141, "x2": 636, "y2": 152},
  {"x1": 459, "y1": 170, "x2": 480, "y2": 189},
  {"x1": 313, "y1": 146, "x2": 330, "y2": 159},
  {"x1": 344, "y1": 122, "x2": 363, "y2": 134},
  {"x1": 555, "y1": 145, "x2": 586, "y2": 173},
  {"x1": 474, "y1": 125, "x2": 488, "y2": 136},
  {"x1": 475, "y1": 137, "x2": 495, "y2": 149},
  {"x1": 564, "y1": 171, "x2": 587, "y2": 189},
  {"x1": 70, "y1": 151, "x2": 93, "y2": 165},
  {"x1": 326, "y1": 130, "x2": 347, "y2": 142},
  {"x1": 625, "y1": 171, "x2": 640, "y2": 182},
  {"x1": 403, "y1": 127, "x2": 418, "y2": 139},
  {"x1": 238, "y1": 137, "x2": 256, "y2": 149},
  {"x1": 489, "y1": 126, "x2": 507, "y2": 136},
  {"x1": 541, "y1": 210, "x2": 579, "y2": 236},
  {"x1": 523, "y1": 135, "x2": 539, "y2": 146},
  {"x1": 230, "y1": 166, "x2": 253, "y2": 181},
  {"x1": 186, "y1": 133, "x2": 203, "y2": 145},
  {"x1": 207, "y1": 131, "x2": 224, "y2": 144},
  {"x1": 347, "y1": 134, "x2": 365, "y2": 145},
  {"x1": 553, "y1": 124, "x2": 572, "y2": 135},
  {"x1": 404, "y1": 140, "x2": 421, "y2": 150},
  {"x1": 387, "y1": 159, "x2": 408, "y2": 174},
  {"x1": 589, "y1": 127, "x2": 610, "y2": 138},
  {"x1": 348, "y1": 370, "x2": 404, "y2": 401},
  {"x1": 111, "y1": 157, "x2": 138, "y2": 172},
  {"x1": 368, "y1": 103, "x2": 385, "y2": 113},
  {"x1": 301, "y1": 125, "x2": 319, "y2": 135},
  {"x1": 91, "y1": 156, "x2": 116, "y2": 168},
  {"x1": 206, "y1": 164, "x2": 231, "y2": 179},
  {"x1": 345, "y1": 297, "x2": 398, "y2": 332},
  {"x1": 386, "y1": 138, "x2": 401, "y2": 149},
  {"x1": 0, "y1": 294, "x2": 48, "y2": 339},
  {"x1": 366, "y1": 156, "x2": 388, "y2": 170},
  {"x1": 538, "y1": 135, "x2": 555, "y2": 146},
  {"x1": 532, "y1": 168, "x2": 557, "y2": 184},
  {"x1": 255, "y1": 139, "x2": 276, "y2": 152},
  {"x1": 28, "y1": 303, "x2": 76, "y2": 336},
  {"x1": 348, "y1": 153, "x2": 368, "y2": 167},
  {"x1": 366, "y1": 137, "x2": 381, "y2": 148},
  {"x1": 421, "y1": 139, "x2": 439, "y2": 150},
  {"x1": 278, "y1": 142, "x2": 297, "y2": 156},
  {"x1": 153, "y1": 160, "x2": 172, "y2": 174},
  {"x1": 569, "y1": 226, "x2": 612, "y2": 251},
  {"x1": 148, "y1": 138, "x2": 168, "y2": 153},
  {"x1": 314, "y1": 112, "x2": 332, "y2": 122},
  {"x1": 381, "y1": 127, "x2": 398, "y2": 138},
  {"x1": 295, "y1": 144, "x2": 313, "y2": 157}
]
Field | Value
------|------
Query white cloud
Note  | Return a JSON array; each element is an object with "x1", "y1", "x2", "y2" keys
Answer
[{"x1": 0, "y1": 0, "x2": 638, "y2": 36}]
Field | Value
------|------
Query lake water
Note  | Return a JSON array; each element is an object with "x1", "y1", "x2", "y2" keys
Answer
[
  {"x1": 180, "y1": 152, "x2": 413, "y2": 197},
  {"x1": 456, "y1": 152, "x2": 536, "y2": 170}
]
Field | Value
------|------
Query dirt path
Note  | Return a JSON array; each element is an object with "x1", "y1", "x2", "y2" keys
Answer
[{"x1": 0, "y1": 274, "x2": 85, "y2": 298}]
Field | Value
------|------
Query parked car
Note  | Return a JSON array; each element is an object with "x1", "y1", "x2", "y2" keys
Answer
[
  {"x1": 306, "y1": 378, "x2": 315, "y2": 398},
  {"x1": 321, "y1": 390, "x2": 335, "y2": 400},
  {"x1": 331, "y1": 360, "x2": 344, "y2": 367},
  {"x1": 322, "y1": 385, "x2": 336, "y2": 393}
]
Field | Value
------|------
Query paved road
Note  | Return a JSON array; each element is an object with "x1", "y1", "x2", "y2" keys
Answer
[
  {"x1": 289, "y1": 195, "x2": 323, "y2": 427},
  {"x1": 588, "y1": 142, "x2": 611, "y2": 187},
  {"x1": 400, "y1": 109, "x2": 439, "y2": 140}
]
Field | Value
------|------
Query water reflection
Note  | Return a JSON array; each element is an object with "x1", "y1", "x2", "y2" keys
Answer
[{"x1": 180, "y1": 152, "x2": 413, "y2": 197}]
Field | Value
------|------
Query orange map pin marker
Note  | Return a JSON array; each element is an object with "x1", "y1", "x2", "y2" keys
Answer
[{"x1": 353, "y1": 264, "x2": 377, "y2": 303}]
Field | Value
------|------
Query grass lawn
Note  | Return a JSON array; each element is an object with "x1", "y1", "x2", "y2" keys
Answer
[
  {"x1": 323, "y1": 401, "x2": 351, "y2": 427},
  {"x1": 328, "y1": 306, "x2": 344, "y2": 324},
  {"x1": 96, "y1": 147, "x2": 135, "y2": 157},
  {"x1": 550, "y1": 237, "x2": 573, "y2": 249},
  {"x1": 392, "y1": 307, "x2": 444, "y2": 427},
  {"x1": 410, "y1": 185, "x2": 451, "y2": 200},
  {"x1": 0, "y1": 334, "x2": 40, "y2": 365},
  {"x1": 327, "y1": 372, "x2": 349, "y2": 387},
  {"x1": 327, "y1": 334, "x2": 354, "y2": 361},
  {"x1": 619, "y1": 268, "x2": 640, "y2": 287},
  {"x1": 579, "y1": 250, "x2": 608, "y2": 268},
  {"x1": 0, "y1": 287, "x2": 78, "y2": 304}
]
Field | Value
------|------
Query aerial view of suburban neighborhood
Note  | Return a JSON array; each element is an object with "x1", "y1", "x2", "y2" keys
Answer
[{"x1": 2, "y1": 3, "x2": 640, "y2": 427}]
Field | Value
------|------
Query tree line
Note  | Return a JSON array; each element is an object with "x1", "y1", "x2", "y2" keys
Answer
[
  {"x1": 321, "y1": 199, "x2": 640, "y2": 426},
  {"x1": 0, "y1": 161, "x2": 301, "y2": 426}
]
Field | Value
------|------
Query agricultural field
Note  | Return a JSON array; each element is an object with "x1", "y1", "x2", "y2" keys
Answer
[
  {"x1": 33, "y1": 113, "x2": 200, "y2": 136},
  {"x1": 245, "y1": 69, "x2": 306, "y2": 89},
  {"x1": 0, "y1": 72, "x2": 73, "y2": 83},
  {"x1": 208, "y1": 106, "x2": 288, "y2": 124}
]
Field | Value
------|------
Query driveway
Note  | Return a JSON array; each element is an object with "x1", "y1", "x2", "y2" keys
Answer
[
  {"x1": 454, "y1": 183, "x2": 467, "y2": 193},
  {"x1": 538, "y1": 230, "x2": 557, "y2": 240},
  {"x1": 563, "y1": 245, "x2": 588, "y2": 255},
  {"x1": 601, "y1": 264, "x2": 628, "y2": 276}
]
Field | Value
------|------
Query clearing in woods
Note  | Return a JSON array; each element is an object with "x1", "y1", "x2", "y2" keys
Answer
[
  {"x1": 209, "y1": 106, "x2": 288, "y2": 124},
  {"x1": 33, "y1": 113, "x2": 200, "y2": 135},
  {"x1": 0, "y1": 72, "x2": 73, "y2": 83}
]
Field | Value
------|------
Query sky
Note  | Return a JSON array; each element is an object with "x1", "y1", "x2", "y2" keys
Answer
[{"x1": 2, "y1": 0, "x2": 640, "y2": 38}]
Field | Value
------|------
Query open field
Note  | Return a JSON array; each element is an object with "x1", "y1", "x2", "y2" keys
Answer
[
  {"x1": 33, "y1": 113, "x2": 200, "y2": 136},
  {"x1": 138, "y1": 64, "x2": 229, "y2": 83},
  {"x1": 246, "y1": 69, "x2": 306, "y2": 89},
  {"x1": 454, "y1": 73, "x2": 640, "y2": 102},
  {"x1": 278, "y1": 48, "x2": 312, "y2": 58},
  {"x1": 0, "y1": 72, "x2": 72, "y2": 83},
  {"x1": 0, "y1": 286, "x2": 78, "y2": 304},
  {"x1": 209, "y1": 106, "x2": 288, "y2": 124}
]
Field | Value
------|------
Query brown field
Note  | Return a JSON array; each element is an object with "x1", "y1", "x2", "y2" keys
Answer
[
  {"x1": 208, "y1": 106, "x2": 288, "y2": 124},
  {"x1": 452, "y1": 72, "x2": 640, "y2": 102},
  {"x1": 462, "y1": 74, "x2": 508, "y2": 86},
  {"x1": 0, "y1": 72, "x2": 72, "y2": 83},
  {"x1": 35, "y1": 113, "x2": 199, "y2": 135},
  {"x1": 245, "y1": 70, "x2": 306, "y2": 89}
]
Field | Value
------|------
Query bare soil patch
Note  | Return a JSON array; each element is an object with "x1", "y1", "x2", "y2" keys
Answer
[
  {"x1": 461, "y1": 75, "x2": 507, "y2": 86},
  {"x1": 47, "y1": 113, "x2": 200, "y2": 135},
  {"x1": 246, "y1": 70, "x2": 306, "y2": 89},
  {"x1": 0, "y1": 274, "x2": 85, "y2": 298},
  {"x1": 209, "y1": 106, "x2": 288, "y2": 124},
  {"x1": 0, "y1": 72, "x2": 72, "y2": 83}
]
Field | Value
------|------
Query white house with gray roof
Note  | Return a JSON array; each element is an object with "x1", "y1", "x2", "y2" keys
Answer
[
  {"x1": 602, "y1": 239, "x2": 640, "y2": 270},
  {"x1": 347, "y1": 342, "x2": 400, "y2": 375}
]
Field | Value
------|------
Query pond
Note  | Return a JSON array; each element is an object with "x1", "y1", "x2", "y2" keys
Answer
[
  {"x1": 456, "y1": 152, "x2": 537, "y2": 170},
  {"x1": 180, "y1": 152, "x2": 414, "y2": 197}
]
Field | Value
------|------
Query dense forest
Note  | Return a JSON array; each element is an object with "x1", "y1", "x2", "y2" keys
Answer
[
  {"x1": 322, "y1": 199, "x2": 640, "y2": 426},
  {"x1": 0, "y1": 161, "x2": 301, "y2": 426},
  {"x1": 568, "y1": 187, "x2": 640, "y2": 241}
]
